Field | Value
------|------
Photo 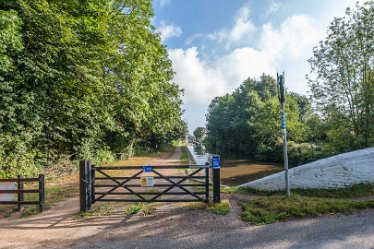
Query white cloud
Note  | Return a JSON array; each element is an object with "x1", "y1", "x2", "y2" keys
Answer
[
  {"x1": 259, "y1": 15, "x2": 323, "y2": 59},
  {"x1": 168, "y1": 47, "x2": 227, "y2": 105},
  {"x1": 158, "y1": 21, "x2": 182, "y2": 42},
  {"x1": 169, "y1": 47, "x2": 275, "y2": 105},
  {"x1": 170, "y1": 14, "x2": 325, "y2": 105},
  {"x1": 229, "y1": 5, "x2": 256, "y2": 42},
  {"x1": 187, "y1": 5, "x2": 255, "y2": 47}
]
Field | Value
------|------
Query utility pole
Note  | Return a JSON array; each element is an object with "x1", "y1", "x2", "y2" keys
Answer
[{"x1": 277, "y1": 72, "x2": 290, "y2": 197}]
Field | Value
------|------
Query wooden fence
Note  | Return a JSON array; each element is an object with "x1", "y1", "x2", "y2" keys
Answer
[{"x1": 0, "y1": 174, "x2": 45, "y2": 212}]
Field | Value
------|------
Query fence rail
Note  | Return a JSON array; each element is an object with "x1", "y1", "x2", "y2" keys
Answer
[{"x1": 0, "y1": 174, "x2": 45, "y2": 212}]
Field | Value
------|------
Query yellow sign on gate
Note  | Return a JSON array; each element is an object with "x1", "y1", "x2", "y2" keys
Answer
[{"x1": 140, "y1": 176, "x2": 154, "y2": 187}]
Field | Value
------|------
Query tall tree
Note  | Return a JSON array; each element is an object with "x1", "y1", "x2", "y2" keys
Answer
[
  {"x1": 193, "y1": 127, "x2": 207, "y2": 144},
  {"x1": 308, "y1": 1, "x2": 374, "y2": 150},
  {"x1": 0, "y1": 0, "x2": 185, "y2": 176}
]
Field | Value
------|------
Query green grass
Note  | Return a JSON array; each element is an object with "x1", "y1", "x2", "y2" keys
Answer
[
  {"x1": 293, "y1": 183, "x2": 374, "y2": 198},
  {"x1": 207, "y1": 200, "x2": 231, "y2": 215},
  {"x1": 21, "y1": 208, "x2": 41, "y2": 218},
  {"x1": 124, "y1": 203, "x2": 158, "y2": 216},
  {"x1": 223, "y1": 183, "x2": 374, "y2": 198},
  {"x1": 221, "y1": 186, "x2": 269, "y2": 195},
  {"x1": 79, "y1": 203, "x2": 113, "y2": 218},
  {"x1": 240, "y1": 195, "x2": 374, "y2": 225},
  {"x1": 181, "y1": 200, "x2": 231, "y2": 215},
  {"x1": 223, "y1": 183, "x2": 374, "y2": 225},
  {"x1": 180, "y1": 145, "x2": 190, "y2": 164}
]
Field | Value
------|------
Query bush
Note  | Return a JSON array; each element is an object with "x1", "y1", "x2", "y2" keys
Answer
[
  {"x1": 94, "y1": 149, "x2": 115, "y2": 166},
  {"x1": 0, "y1": 134, "x2": 39, "y2": 178},
  {"x1": 255, "y1": 141, "x2": 336, "y2": 167}
]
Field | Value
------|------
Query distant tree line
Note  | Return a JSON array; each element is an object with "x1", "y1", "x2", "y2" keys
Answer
[
  {"x1": 193, "y1": 127, "x2": 207, "y2": 144},
  {"x1": 205, "y1": 1, "x2": 374, "y2": 166},
  {"x1": 0, "y1": 0, "x2": 187, "y2": 177}
]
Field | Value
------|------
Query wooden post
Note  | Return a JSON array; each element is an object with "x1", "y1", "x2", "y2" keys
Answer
[
  {"x1": 39, "y1": 174, "x2": 45, "y2": 212},
  {"x1": 17, "y1": 175, "x2": 23, "y2": 212},
  {"x1": 80, "y1": 160, "x2": 92, "y2": 212},
  {"x1": 91, "y1": 167, "x2": 96, "y2": 204},
  {"x1": 87, "y1": 161, "x2": 92, "y2": 210}
]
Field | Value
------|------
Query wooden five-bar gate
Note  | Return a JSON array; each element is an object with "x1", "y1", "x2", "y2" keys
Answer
[{"x1": 80, "y1": 160, "x2": 221, "y2": 212}]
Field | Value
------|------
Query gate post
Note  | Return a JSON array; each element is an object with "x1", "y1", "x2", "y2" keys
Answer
[
  {"x1": 38, "y1": 174, "x2": 45, "y2": 212},
  {"x1": 91, "y1": 166, "x2": 96, "y2": 204},
  {"x1": 17, "y1": 175, "x2": 24, "y2": 212},
  {"x1": 212, "y1": 155, "x2": 221, "y2": 203},
  {"x1": 80, "y1": 160, "x2": 92, "y2": 212}
]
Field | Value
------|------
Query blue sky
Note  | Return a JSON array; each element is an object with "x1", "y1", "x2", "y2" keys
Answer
[{"x1": 152, "y1": 0, "x2": 363, "y2": 133}]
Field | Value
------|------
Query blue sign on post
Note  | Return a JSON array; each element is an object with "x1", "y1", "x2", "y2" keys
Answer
[
  {"x1": 281, "y1": 113, "x2": 286, "y2": 129},
  {"x1": 212, "y1": 156, "x2": 220, "y2": 169},
  {"x1": 143, "y1": 166, "x2": 153, "y2": 173}
]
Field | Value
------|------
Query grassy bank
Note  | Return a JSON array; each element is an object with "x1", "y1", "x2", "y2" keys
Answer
[
  {"x1": 241, "y1": 195, "x2": 374, "y2": 225},
  {"x1": 224, "y1": 183, "x2": 374, "y2": 225}
]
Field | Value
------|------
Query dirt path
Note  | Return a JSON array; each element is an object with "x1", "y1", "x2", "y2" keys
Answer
[{"x1": 0, "y1": 146, "x2": 246, "y2": 249}]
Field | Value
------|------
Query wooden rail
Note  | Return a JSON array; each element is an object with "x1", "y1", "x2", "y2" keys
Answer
[{"x1": 0, "y1": 174, "x2": 45, "y2": 212}]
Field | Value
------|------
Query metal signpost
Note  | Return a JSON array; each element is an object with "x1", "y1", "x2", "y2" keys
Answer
[{"x1": 277, "y1": 72, "x2": 291, "y2": 197}]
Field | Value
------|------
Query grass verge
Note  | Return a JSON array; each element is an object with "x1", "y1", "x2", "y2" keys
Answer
[
  {"x1": 181, "y1": 200, "x2": 231, "y2": 215},
  {"x1": 180, "y1": 145, "x2": 190, "y2": 164},
  {"x1": 79, "y1": 203, "x2": 114, "y2": 218},
  {"x1": 124, "y1": 203, "x2": 158, "y2": 216},
  {"x1": 223, "y1": 183, "x2": 374, "y2": 198},
  {"x1": 240, "y1": 195, "x2": 374, "y2": 225}
]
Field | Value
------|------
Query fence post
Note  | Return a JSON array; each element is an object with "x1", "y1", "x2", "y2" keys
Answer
[
  {"x1": 39, "y1": 174, "x2": 45, "y2": 212},
  {"x1": 80, "y1": 160, "x2": 92, "y2": 212},
  {"x1": 17, "y1": 175, "x2": 23, "y2": 212},
  {"x1": 204, "y1": 162, "x2": 209, "y2": 203},
  {"x1": 212, "y1": 155, "x2": 221, "y2": 203},
  {"x1": 87, "y1": 161, "x2": 92, "y2": 210},
  {"x1": 91, "y1": 166, "x2": 96, "y2": 204}
]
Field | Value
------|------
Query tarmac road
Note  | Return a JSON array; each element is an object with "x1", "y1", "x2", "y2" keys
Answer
[{"x1": 71, "y1": 209, "x2": 374, "y2": 249}]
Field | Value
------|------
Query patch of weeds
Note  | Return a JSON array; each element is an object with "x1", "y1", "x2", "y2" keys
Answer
[
  {"x1": 240, "y1": 195, "x2": 374, "y2": 225},
  {"x1": 224, "y1": 183, "x2": 374, "y2": 199},
  {"x1": 180, "y1": 145, "x2": 190, "y2": 164},
  {"x1": 207, "y1": 200, "x2": 231, "y2": 215},
  {"x1": 220, "y1": 186, "x2": 275, "y2": 196},
  {"x1": 124, "y1": 203, "x2": 158, "y2": 216},
  {"x1": 125, "y1": 203, "x2": 144, "y2": 215},
  {"x1": 293, "y1": 183, "x2": 374, "y2": 198},
  {"x1": 181, "y1": 200, "x2": 231, "y2": 215},
  {"x1": 21, "y1": 208, "x2": 40, "y2": 218},
  {"x1": 141, "y1": 203, "x2": 158, "y2": 216},
  {"x1": 79, "y1": 203, "x2": 112, "y2": 218},
  {"x1": 180, "y1": 202, "x2": 206, "y2": 210}
]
